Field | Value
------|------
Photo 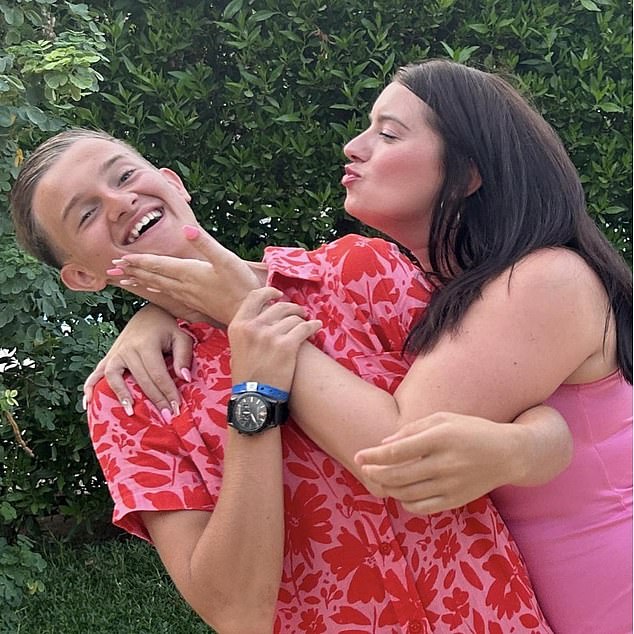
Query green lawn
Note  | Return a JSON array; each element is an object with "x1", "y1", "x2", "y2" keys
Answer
[{"x1": 15, "y1": 538, "x2": 213, "y2": 634}]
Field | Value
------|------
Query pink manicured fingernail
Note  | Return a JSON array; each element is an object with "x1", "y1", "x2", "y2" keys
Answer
[
  {"x1": 180, "y1": 368, "x2": 192, "y2": 382},
  {"x1": 171, "y1": 401, "x2": 180, "y2": 416},
  {"x1": 145, "y1": 287, "x2": 161, "y2": 293},
  {"x1": 121, "y1": 399, "x2": 134, "y2": 416},
  {"x1": 160, "y1": 408, "x2": 173, "y2": 423},
  {"x1": 106, "y1": 268, "x2": 125, "y2": 276},
  {"x1": 183, "y1": 225, "x2": 200, "y2": 240},
  {"x1": 111, "y1": 259, "x2": 127, "y2": 266},
  {"x1": 119, "y1": 279, "x2": 138, "y2": 287}
]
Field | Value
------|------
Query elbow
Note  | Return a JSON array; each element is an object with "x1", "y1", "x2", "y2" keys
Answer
[
  {"x1": 207, "y1": 613, "x2": 276, "y2": 634},
  {"x1": 192, "y1": 587, "x2": 278, "y2": 634},
  {"x1": 514, "y1": 415, "x2": 575, "y2": 487},
  {"x1": 540, "y1": 415, "x2": 575, "y2": 482}
]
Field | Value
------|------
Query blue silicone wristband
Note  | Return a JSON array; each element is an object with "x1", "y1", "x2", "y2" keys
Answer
[{"x1": 231, "y1": 382, "x2": 289, "y2": 401}]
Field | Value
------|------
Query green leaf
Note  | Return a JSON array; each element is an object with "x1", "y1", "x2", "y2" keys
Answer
[
  {"x1": 0, "y1": 109, "x2": 16, "y2": 127},
  {"x1": 273, "y1": 113, "x2": 302, "y2": 123},
  {"x1": 22, "y1": 106, "x2": 48, "y2": 126},
  {"x1": 223, "y1": 0, "x2": 244, "y2": 19},
  {"x1": 252, "y1": 10, "x2": 277, "y2": 22},
  {"x1": 440, "y1": 41, "x2": 454, "y2": 57},
  {"x1": 598, "y1": 102, "x2": 623, "y2": 113},
  {"x1": 468, "y1": 23, "x2": 488, "y2": 34},
  {"x1": 1, "y1": 6, "x2": 24, "y2": 27}
]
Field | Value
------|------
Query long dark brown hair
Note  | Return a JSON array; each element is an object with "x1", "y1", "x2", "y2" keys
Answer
[{"x1": 396, "y1": 59, "x2": 632, "y2": 383}]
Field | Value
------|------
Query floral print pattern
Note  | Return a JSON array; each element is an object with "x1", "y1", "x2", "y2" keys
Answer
[{"x1": 89, "y1": 235, "x2": 551, "y2": 633}]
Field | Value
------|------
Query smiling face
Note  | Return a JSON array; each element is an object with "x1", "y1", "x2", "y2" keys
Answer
[
  {"x1": 341, "y1": 82, "x2": 445, "y2": 264},
  {"x1": 30, "y1": 137, "x2": 199, "y2": 292}
]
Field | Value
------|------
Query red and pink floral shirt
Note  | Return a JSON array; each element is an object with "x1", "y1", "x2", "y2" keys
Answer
[{"x1": 89, "y1": 235, "x2": 551, "y2": 633}]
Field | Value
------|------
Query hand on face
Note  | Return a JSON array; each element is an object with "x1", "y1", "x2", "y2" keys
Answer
[
  {"x1": 228, "y1": 287, "x2": 322, "y2": 392},
  {"x1": 354, "y1": 412, "x2": 521, "y2": 514},
  {"x1": 107, "y1": 225, "x2": 262, "y2": 325}
]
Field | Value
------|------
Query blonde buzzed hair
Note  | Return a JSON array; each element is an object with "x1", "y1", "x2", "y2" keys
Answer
[{"x1": 9, "y1": 129, "x2": 145, "y2": 268}]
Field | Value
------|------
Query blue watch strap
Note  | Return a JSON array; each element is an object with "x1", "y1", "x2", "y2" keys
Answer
[{"x1": 231, "y1": 381, "x2": 289, "y2": 401}]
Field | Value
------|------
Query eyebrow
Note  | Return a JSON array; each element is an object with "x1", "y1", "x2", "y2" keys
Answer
[
  {"x1": 61, "y1": 154, "x2": 126, "y2": 222},
  {"x1": 369, "y1": 113, "x2": 411, "y2": 131}
]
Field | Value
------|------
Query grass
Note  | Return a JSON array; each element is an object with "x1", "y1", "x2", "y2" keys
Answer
[{"x1": 14, "y1": 537, "x2": 213, "y2": 634}]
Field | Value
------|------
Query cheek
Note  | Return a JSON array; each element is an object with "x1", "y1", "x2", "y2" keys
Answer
[{"x1": 385, "y1": 152, "x2": 442, "y2": 203}]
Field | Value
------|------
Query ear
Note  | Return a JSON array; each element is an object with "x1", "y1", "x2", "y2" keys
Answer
[
  {"x1": 60, "y1": 263, "x2": 107, "y2": 292},
  {"x1": 466, "y1": 162, "x2": 482, "y2": 196},
  {"x1": 159, "y1": 167, "x2": 191, "y2": 202}
]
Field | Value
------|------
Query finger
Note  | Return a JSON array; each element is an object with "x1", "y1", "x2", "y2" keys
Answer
[
  {"x1": 355, "y1": 431, "x2": 433, "y2": 466},
  {"x1": 183, "y1": 224, "x2": 233, "y2": 265},
  {"x1": 100, "y1": 347, "x2": 176, "y2": 418},
  {"x1": 360, "y1": 457, "x2": 431, "y2": 488},
  {"x1": 272, "y1": 318, "x2": 322, "y2": 342},
  {"x1": 379, "y1": 477, "x2": 442, "y2": 504},
  {"x1": 114, "y1": 254, "x2": 193, "y2": 284},
  {"x1": 83, "y1": 358, "x2": 114, "y2": 404},
  {"x1": 234, "y1": 287, "x2": 285, "y2": 320},
  {"x1": 401, "y1": 496, "x2": 449, "y2": 515},
  {"x1": 380, "y1": 414, "x2": 449, "y2": 444},
  {"x1": 102, "y1": 364, "x2": 136, "y2": 416},
  {"x1": 131, "y1": 354, "x2": 183, "y2": 418},
  {"x1": 171, "y1": 333, "x2": 194, "y2": 383},
  {"x1": 256, "y1": 301, "x2": 307, "y2": 325}
]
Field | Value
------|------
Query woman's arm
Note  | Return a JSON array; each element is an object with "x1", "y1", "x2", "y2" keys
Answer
[
  {"x1": 99, "y1": 239, "x2": 595, "y2": 507},
  {"x1": 254, "y1": 249, "x2": 608, "y2": 500},
  {"x1": 353, "y1": 406, "x2": 573, "y2": 514},
  {"x1": 83, "y1": 303, "x2": 195, "y2": 415}
]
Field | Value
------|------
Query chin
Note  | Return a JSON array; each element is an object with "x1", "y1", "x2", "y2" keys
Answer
[
  {"x1": 344, "y1": 206, "x2": 384, "y2": 232},
  {"x1": 343, "y1": 201, "x2": 368, "y2": 222}
]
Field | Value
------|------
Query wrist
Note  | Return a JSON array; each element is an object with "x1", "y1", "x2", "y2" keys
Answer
[
  {"x1": 232, "y1": 382, "x2": 289, "y2": 402},
  {"x1": 227, "y1": 383, "x2": 289, "y2": 436}
]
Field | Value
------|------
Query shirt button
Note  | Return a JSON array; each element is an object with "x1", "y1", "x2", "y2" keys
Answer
[
  {"x1": 380, "y1": 542, "x2": 392, "y2": 555},
  {"x1": 409, "y1": 620, "x2": 422, "y2": 632}
]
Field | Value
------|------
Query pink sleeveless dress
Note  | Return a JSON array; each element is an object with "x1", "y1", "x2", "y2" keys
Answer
[{"x1": 491, "y1": 371, "x2": 633, "y2": 633}]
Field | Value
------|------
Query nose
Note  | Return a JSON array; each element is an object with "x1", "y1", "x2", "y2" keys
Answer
[
  {"x1": 343, "y1": 129, "x2": 370, "y2": 162},
  {"x1": 103, "y1": 189, "x2": 138, "y2": 222}
]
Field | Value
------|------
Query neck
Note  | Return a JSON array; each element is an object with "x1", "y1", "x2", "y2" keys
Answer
[{"x1": 411, "y1": 247, "x2": 431, "y2": 271}]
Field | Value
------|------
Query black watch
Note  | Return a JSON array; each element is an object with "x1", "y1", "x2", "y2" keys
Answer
[{"x1": 227, "y1": 392, "x2": 289, "y2": 435}]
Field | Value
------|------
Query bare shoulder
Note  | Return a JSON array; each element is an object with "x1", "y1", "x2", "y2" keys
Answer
[
  {"x1": 481, "y1": 248, "x2": 607, "y2": 314},
  {"x1": 483, "y1": 248, "x2": 614, "y2": 380},
  {"x1": 506, "y1": 247, "x2": 604, "y2": 293}
]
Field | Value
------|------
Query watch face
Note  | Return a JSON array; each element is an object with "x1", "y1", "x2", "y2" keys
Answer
[{"x1": 233, "y1": 394, "x2": 270, "y2": 433}]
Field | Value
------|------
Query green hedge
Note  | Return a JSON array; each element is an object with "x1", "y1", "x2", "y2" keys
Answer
[{"x1": 1, "y1": 0, "x2": 631, "y2": 544}]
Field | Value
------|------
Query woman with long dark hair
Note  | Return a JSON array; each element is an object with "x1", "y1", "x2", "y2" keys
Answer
[{"x1": 89, "y1": 60, "x2": 632, "y2": 632}]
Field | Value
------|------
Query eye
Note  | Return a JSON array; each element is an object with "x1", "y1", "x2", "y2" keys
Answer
[
  {"x1": 119, "y1": 169, "x2": 135, "y2": 184},
  {"x1": 78, "y1": 208, "x2": 96, "y2": 227},
  {"x1": 379, "y1": 131, "x2": 398, "y2": 140}
]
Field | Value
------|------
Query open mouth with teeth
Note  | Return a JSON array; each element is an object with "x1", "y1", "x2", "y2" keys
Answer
[{"x1": 127, "y1": 210, "x2": 163, "y2": 244}]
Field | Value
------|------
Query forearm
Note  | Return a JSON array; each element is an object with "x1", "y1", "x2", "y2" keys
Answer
[
  {"x1": 289, "y1": 343, "x2": 402, "y2": 480},
  {"x1": 153, "y1": 430, "x2": 284, "y2": 633},
  {"x1": 502, "y1": 405, "x2": 573, "y2": 487},
  {"x1": 289, "y1": 346, "x2": 574, "y2": 497}
]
